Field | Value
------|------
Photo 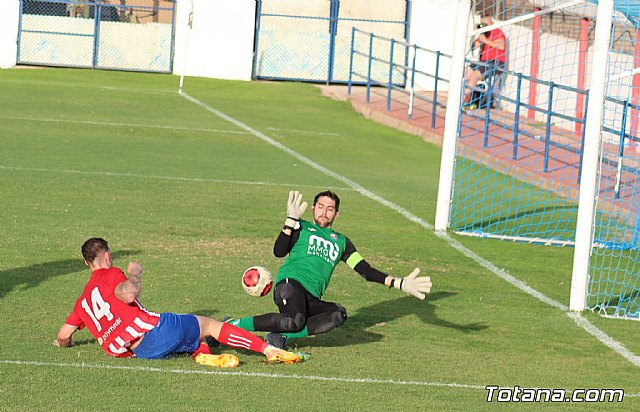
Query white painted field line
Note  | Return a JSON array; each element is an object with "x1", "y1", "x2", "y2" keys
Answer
[
  {"x1": 0, "y1": 165, "x2": 351, "y2": 192},
  {"x1": 3, "y1": 359, "x2": 639, "y2": 397},
  {"x1": 180, "y1": 92, "x2": 640, "y2": 369},
  {"x1": 0, "y1": 115, "x2": 248, "y2": 135},
  {"x1": 267, "y1": 127, "x2": 341, "y2": 137},
  {"x1": 180, "y1": 92, "x2": 428, "y2": 228},
  {"x1": 438, "y1": 231, "x2": 568, "y2": 311},
  {"x1": 440, "y1": 232, "x2": 640, "y2": 367},
  {"x1": 0, "y1": 359, "x2": 483, "y2": 390}
]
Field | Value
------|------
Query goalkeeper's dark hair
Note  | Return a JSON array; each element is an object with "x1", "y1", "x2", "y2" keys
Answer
[
  {"x1": 82, "y1": 237, "x2": 109, "y2": 264},
  {"x1": 314, "y1": 190, "x2": 341, "y2": 211}
]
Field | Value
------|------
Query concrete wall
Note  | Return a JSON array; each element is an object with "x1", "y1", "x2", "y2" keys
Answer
[
  {"x1": 17, "y1": 15, "x2": 173, "y2": 70},
  {"x1": 0, "y1": 0, "x2": 425, "y2": 80},
  {"x1": 408, "y1": 0, "x2": 459, "y2": 91},
  {"x1": 173, "y1": 0, "x2": 256, "y2": 80},
  {"x1": 1, "y1": 0, "x2": 632, "y2": 125},
  {"x1": 0, "y1": 1, "x2": 471, "y2": 82},
  {"x1": 0, "y1": 1, "x2": 20, "y2": 68},
  {"x1": 0, "y1": 0, "x2": 256, "y2": 80}
]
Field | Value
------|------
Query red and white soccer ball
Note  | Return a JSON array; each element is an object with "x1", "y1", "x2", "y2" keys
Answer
[{"x1": 242, "y1": 265, "x2": 273, "y2": 297}]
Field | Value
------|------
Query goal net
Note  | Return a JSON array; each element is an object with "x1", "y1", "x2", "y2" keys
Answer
[
  {"x1": 587, "y1": 0, "x2": 640, "y2": 319},
  {"x1": 437, "y1": 0, "x2": 640, "y2": 319}
]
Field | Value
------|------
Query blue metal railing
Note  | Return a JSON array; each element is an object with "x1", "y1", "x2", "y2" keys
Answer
[
  {"x1": 348, "y1": 28, "x2": 451, "y2": 129},
  {"x1": 348, "y1": 29, "x2": 640, "y2": 195},
  {"x1": 472, "y1": 71, "x2": 589, "y2": 174},
  {"x1": 254, "y1": 0, "x2": 409, "y2": 83}
]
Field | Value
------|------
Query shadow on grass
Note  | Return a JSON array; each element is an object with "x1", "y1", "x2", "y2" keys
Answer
[
  {"x1": 68, "y1": 339, "x2": 95, "y2": 348},
  {"x1": 0, "y1": 250, "x2": 141, "y2": 300},
  {"x1": 296, "y1": 291, "x2": 488, "y2": 348}
]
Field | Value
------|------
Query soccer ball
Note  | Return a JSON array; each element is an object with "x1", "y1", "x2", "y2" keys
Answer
[{"x1": 241, "y1": 266, "x2": 273, "y2": 297}]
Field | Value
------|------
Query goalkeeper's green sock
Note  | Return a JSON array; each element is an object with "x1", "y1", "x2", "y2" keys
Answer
[
  {"x1": 282, "y1": 326, "x2": 309, "y2": 339},
  {"x1": 227, "y1": 317, "x2": 255, "y2": 332}
]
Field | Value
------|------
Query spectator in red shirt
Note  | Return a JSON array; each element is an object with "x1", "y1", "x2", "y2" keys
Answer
[
  {"x1": 463, "y1": 15, "x2": 507, "y2": 108},
  {"x1": 53, "y1": 237, "x2": 300, "y2": 367}
]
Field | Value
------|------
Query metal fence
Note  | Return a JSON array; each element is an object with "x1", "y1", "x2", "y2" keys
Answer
[
  {"x1": 348, "y1": 28, "x2": 452, "y2": 127},
  {"x1": 348, "y1": 28, "x2": 640, "y2": 201},
  {"x1": 254, "y1": 0, "x2": 409, "y2": 83},
  {"x1": 17, "y1": 0, "x2": 175, "y2": 72}
]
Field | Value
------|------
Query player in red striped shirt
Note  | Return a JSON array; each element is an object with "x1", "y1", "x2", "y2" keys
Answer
[{"x1": 53, "y1": 238, "x2": 300, "y2": 367}]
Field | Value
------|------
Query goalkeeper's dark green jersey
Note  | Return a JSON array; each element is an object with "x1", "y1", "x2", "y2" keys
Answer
[{"x1": 275, "y1": 219, "x2": 347, "y2": 298}]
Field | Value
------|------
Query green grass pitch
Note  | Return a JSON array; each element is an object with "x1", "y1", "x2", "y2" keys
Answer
[{"x1": 0, "y1": 67, "x2": 639, "y2": 410}]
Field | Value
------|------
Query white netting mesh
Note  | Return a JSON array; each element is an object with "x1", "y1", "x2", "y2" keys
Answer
[{"x1": 448, "y1": 0, "x2": 640, "y2": 318}]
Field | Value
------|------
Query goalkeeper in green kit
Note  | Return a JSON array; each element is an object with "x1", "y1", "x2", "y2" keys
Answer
[{"x1": 227, "y1": 190, "x2": 432, "y2": 349}]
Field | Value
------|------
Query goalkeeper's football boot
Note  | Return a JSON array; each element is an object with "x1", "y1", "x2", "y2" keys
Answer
[
  {"x1": 194, "y1": 353, "x2": 240, "y2": 368},
  {"x1": 266, "y1": 332, "x2": 287, "y2": 350},
  {"x1": 264, "y1": 346, "x2": 300, "y2": 364}
]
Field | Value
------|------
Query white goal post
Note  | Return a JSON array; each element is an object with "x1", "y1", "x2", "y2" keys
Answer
[
  {"x1": 569, "y1": 0, "x2": 614, "y2": 311},
  {"x1": 436, "y1": 0, "x2": 591, "y2": 232},
  {"x1": 178, "y1": 0, "x2": 195, "y2": 94},
  {"x1": 436, "y1": 0, "x2": 623, "y2": 314}
]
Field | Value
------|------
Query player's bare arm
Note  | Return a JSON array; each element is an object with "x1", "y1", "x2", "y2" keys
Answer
[
  {"x1": 115, "y1": 261, "x2": 143, "y2": 304},
  {"x1": 53, "y1": 323, "x2": 78, "y2": 347}
]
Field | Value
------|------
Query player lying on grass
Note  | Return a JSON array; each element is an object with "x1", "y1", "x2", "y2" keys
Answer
[
  {"x1": 226, "y1": 190, "x2": 433, "y2": 349},
  {"x1": 53, "y1": 237, "x2": 300, "y2": 367}
]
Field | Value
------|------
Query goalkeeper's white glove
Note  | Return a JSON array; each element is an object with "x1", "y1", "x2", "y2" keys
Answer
[
  {"x1": 284, "y1": 190, "x2": 308, "y2": 230},
  {"x1": 390, "y1": 268, "x2": 432, "y2": 300}
]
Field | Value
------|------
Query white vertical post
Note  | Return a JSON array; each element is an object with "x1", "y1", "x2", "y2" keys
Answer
[
  {"x1": 435, "y1": 0, "x2": 471, "y2": 231},
  {"x1": 178, "y1": 0, "x2": 194, "y2": 94},
  {"x1": 569, "y1": 0, "x2": 614, "y2": 312}
]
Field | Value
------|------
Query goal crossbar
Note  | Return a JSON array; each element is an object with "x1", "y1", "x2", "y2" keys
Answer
[{"x1": 470, "y1": 0, "x2": 587, "y2": 37}]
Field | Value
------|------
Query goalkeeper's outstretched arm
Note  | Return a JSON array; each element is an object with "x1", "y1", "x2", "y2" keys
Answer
[{"x1": 344, "y1": 239, "x2": 432, "y2": 300}]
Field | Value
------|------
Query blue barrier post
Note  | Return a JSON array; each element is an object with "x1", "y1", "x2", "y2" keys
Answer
[
  {"x1": 366, "y1": 32, "x2": 373, "y2": 103},
  {"x1": 327, "y1": 0, "x2": 339, "y2": 83},
  {"x1": 403, "y1": 41, "x2": 409, "y2": 92},
  {"x1": 482, "y1": 109, "x2": 490, "y2": 148},
  {"x1": 387, "y1": 38, "x2": 395, "y2": 112},
  {"x1": 252, "y1": 1, "x2": 263, "y2": 80},
  {"x1": 543, "y1": 82, "x2": 555, "y2": 172},
  {"x1": 432, "y1": 50, "x2": 441, "y2": 128},
  {"x1": 513, "y1": 73, "x2": 523, "y2": 160},
  {"x1": 92, "y1": 3, "x2": 102, "y2": 68},
  {"x1": 348, "y1": 27, "x2": 356, "y2": 95},
  {"x1": 482, "y1": 78, "x2": 494, "y2": 148},
  {"x1": 614, "y1": 99, "x2": 630, "y2": 199},
  {"x1": 169, "y1": 1, "x2": 177, "y2": 71},
  {"x1": 633, "y1": 201, "x2": 640, "y2": 247},
  {"x1": 403, "y1": 0, "x2": 411, "y2": 88},
  {"x1": 16, "y1": 0, "x2": 25, "y2": 63}
]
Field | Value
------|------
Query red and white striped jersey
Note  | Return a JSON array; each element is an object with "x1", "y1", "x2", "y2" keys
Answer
[{"x1": 65, "y1": 267, "x2": 160, "y2": 357}]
